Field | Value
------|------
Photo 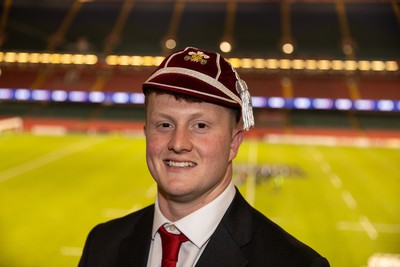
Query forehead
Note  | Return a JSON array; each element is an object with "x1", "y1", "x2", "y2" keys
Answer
[
  {"x1": 147, "y1": 92, "x2": 224, "y2": 112},
  {"x1": 144, "y1": 90, "x2": 241, "y2": 123},
  {"x1": 145, "y1": 89, "x2": 203, "y2": 104}
]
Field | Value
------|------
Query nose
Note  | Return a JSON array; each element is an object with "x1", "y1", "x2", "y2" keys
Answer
[{"x1": 168, "y1": 126, "x2": 192, "y2": 153}]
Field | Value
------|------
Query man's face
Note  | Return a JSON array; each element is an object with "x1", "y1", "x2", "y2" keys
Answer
[{"x1": 144, "y1": 92, "x2": 243, "y2": 204}]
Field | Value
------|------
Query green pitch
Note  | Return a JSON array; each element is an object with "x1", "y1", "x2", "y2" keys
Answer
[{"x1": 0, "y1": 133, "x2": 399, "y2": 267}]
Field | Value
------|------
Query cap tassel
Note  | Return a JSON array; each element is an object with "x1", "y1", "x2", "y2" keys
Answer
[{"x1": 236, "y1": 78, "x2": 255, "y2": 131}]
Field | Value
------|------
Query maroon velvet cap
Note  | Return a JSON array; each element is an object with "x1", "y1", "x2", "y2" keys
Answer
[
  {"x1": 142, "y1": 47, "x2": 242, "y2": 108},
  {"x1": 142, "y1": 47, "x2": 255, "y2": 130}
]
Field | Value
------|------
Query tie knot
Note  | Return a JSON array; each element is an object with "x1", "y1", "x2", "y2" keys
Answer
[{"x1": 159, "y1": 226, "x2": 189, "y2": 266}]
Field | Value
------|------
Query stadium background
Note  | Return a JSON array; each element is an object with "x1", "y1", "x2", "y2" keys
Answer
[{"x1": 0, "y1": 0, "x2": 399, "y2": 266}]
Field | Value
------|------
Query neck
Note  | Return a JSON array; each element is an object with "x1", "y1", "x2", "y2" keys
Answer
[{"x1": 158, "y1": 175, "x2": 232, "y2": 222}]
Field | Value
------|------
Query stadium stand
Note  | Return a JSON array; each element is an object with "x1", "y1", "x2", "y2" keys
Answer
[
  {"x1": 102, "y1": 70, "x2": 149, "y2": 92},
  {"x1": 0, "y1": 1, "x2": 399, "y2": 138},
  {"x1": 291, "y1": 76, "x2": 350, "y2": 99},
  {"x1": 39, "y1": 68, "x2": 98, "y2": 91},
  {"x1": 290, "y1": 110, "x2": 353, "y2": 129},
  {"x1": 241, "y1": 74, "x2": 284, "y2": 98},
  {"x1": 0, "y1": 67, "x2": 39, "y2": 88},
  {"x1": 357, "y1": 77, "x2": 400, "y2": 100}
]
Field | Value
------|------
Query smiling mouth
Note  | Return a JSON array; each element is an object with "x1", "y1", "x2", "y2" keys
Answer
[{"x1": 165, "y1": 160, "x2": 196, "y2": 168}]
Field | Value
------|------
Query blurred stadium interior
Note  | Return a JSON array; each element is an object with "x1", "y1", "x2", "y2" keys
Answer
[
  {"x1": 0, "y1": 1, "x2": 400, "y2": 267},
  {"x1": 0, "y1": 0, "x2": 399, "y2": 138}
]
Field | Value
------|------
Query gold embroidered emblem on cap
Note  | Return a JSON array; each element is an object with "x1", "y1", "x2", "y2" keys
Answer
[{"x1": 184, "y1": 51, "x2": 210, "y2": 65}]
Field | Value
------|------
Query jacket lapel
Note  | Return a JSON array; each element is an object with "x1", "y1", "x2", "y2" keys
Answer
[
  {"x1": 113, "y1": 190, "x2": 253, "y2": 267},
  {"x1": 196, "y1": 189, "x2": 253, "y2": 267},
  {"x1": 195, "y1": 225, "x2": 248, "y2": 267},
  {"x1": 116, "y1": 206, "x2": 154, "y2": 267}
]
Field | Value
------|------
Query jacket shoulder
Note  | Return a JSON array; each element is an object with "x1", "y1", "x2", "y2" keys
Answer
[
  {"x1": 224, "y1": 191, "x2": 329, "y2": 266},
  {"x1": 250, "y1": 208, "x2": 329, "y2": 265},
  {"x1": 92, "y1": 204, "x2": 154, "y2": 236},
  {"x1": 78, "y1": 205, "x2": 154, "y2": 267}
]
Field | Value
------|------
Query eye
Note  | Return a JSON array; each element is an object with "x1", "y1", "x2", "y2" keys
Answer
[
  {"x1": 155, "y1": 122, "x2": 173, "y2": 130},
  {"x1": 160, "y1": 122, "x2": 172, "y2": 128},
  {"x1": 196, "y1": 123, "x2": 207, "y2": 129}
]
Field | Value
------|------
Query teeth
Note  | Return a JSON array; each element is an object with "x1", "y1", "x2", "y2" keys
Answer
[{"x1": 166, "y1": 161, "x2": 195, "y2": 168}]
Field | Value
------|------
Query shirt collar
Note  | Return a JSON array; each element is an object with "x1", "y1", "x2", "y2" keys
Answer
[{"x1": 151, "y1": 182, "x2": 236, "y2": 248}]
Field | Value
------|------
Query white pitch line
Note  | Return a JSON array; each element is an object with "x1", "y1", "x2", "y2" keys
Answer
[
  {"x1": 146, "y1": 182, "x2": 157, "y2": 198},
  {"x1": 337, "y1": 219, "x2": 400, "y2": 244},
  {"x1": 309, "y1": 147, "x2": 323, "y2": 161},
  {"x1": 0, "y1": 138, "x2": 103, "y2": 183},
  {"x1": 102, "y1": 204, "x2": 143, "y2": 218},
  {"x1": 342, "y1": 190, "x2": 357, "y2": 209},
  {"x1": 330, "y1": 174, "x2": 342, "y2": 189},
  {"x1": 308, "y1": 147, "x2": 336, "y2": 177},
  {"x1": 102, "y1": 208, "x2": 131, "y2": 218},
  {"x1": 360, "y1": 216, "x2": 379, "y2": 240},
  {"x1": 245, "y1": 141, "x2": 258, "y2": 206},
  {"x1": 373, "y1": 223, "x2": 400, "y2": 233},
  {"x1": 321, "y1": 162, "x2": 332, "y2": 174},
  {"x1": 337, "y1": 220, "x2": 400, "y2": 234},
  {"x1": 336, "y1": 221, "x2": 364, "y2": 232},
  {"x1": 60, "y1": 246, "x2": 82, "y2": 256}
]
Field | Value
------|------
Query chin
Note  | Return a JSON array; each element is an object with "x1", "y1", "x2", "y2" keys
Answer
[{"x1": 163, "y1": 184, "x2": 196, "y2": 200}]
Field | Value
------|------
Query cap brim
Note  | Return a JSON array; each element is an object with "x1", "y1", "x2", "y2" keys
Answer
[{"x1": 143, "y1": 71, "x2": 241, "y2": 108}]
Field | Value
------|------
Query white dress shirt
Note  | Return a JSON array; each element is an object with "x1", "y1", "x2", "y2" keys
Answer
[{"x1": 146, "y1": 182, "x2": 236, "y2": 267}]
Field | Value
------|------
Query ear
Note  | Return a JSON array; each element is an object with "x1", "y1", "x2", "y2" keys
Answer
[{"x1": 229, "y1": 129, "x2": 244, "y2": 161}]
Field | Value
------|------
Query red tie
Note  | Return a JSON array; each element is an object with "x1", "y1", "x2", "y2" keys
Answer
[{"x1": 159, "y1": 226, "x2": 189, "y2": 267}]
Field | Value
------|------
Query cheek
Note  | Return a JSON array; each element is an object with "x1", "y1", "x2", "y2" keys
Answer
[
  {"x1": 145, "y1": 133, "x2": 164, "y2": 163},
  {"x1": 200, "y1": 134, "x2": 232, "y2": 162},
  {"x1": 145, "y1": 135, "x2": 165, "y2": 180}
]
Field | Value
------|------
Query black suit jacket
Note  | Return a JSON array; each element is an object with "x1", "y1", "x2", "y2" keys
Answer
[{"x1": 79, "y1": 189, "x2": 329, "y2": 267}]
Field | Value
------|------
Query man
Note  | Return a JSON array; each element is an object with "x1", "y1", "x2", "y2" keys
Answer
[{"x1": 79, "y1": 47, "x2": 329, "y2": 267}]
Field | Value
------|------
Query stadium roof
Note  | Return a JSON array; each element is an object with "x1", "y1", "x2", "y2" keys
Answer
[{"x1": 1, "y1": 0, "x2": 399, "y2": 60}]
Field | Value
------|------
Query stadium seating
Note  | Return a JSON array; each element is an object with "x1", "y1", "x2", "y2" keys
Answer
[{"x1": 1, "y1": 1, "x2": 399, "y2": 137}]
